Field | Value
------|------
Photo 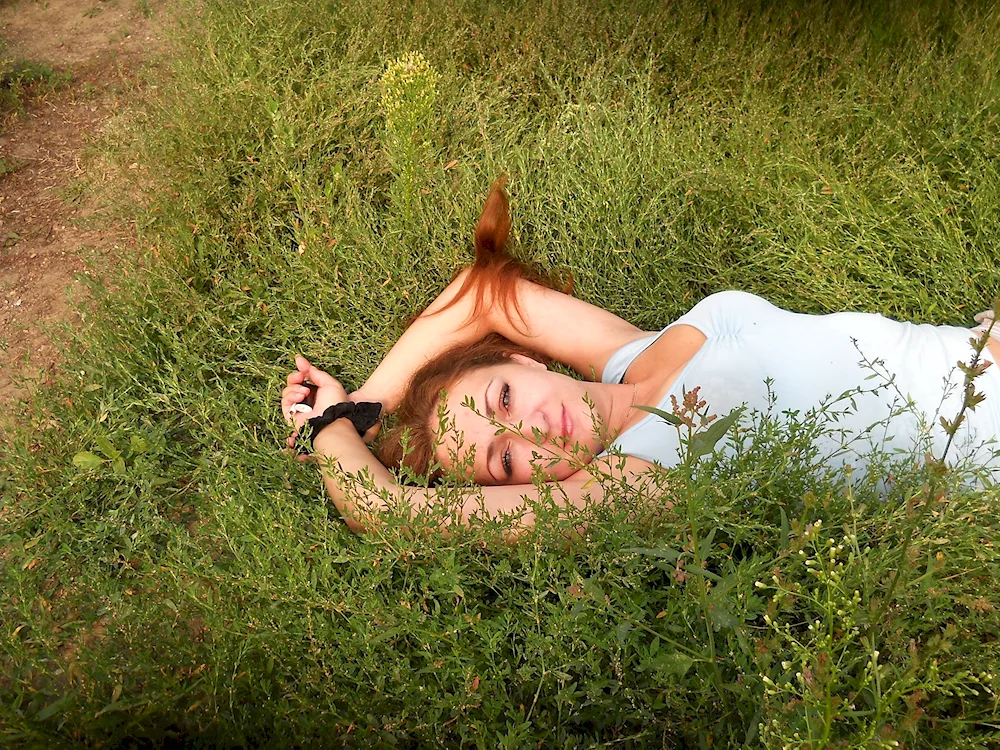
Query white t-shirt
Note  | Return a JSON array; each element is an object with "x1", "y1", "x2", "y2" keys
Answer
[{"x1": 601, "y1": 291, "x2": 1000, "y2": 480}]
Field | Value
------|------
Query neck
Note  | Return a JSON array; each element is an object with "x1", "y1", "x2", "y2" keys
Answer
[{"x1": 603, "y1": 381, "x2": 641, "y2": 438}]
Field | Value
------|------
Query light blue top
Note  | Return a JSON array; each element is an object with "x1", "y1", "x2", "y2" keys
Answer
[{"x1": 602, "y1": 291, "x2": 1000, "y2": 479}]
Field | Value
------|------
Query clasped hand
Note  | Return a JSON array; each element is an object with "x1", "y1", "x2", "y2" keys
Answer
[{"x1": 281, "y1": 355, "x2": 378, "y2": 449}]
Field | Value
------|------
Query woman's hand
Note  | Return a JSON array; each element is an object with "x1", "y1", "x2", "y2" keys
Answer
[{"x1": 281, "y1": 355, "x2": 349, "y2": 450}]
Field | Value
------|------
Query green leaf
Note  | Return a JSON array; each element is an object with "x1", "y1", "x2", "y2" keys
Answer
[
  {"x1": 659, "y1": 651, "x2": 694, "y2": 678},
  {"x1": 708, "y1": 597, "x2": 739, "y2": 632},
  {"x1": 581, "y1": 577, "x2": 606, "y2": 601},
  {"x1": 634, "y1": 405, "x2": 682, "y2": 425},
  {"x1": 95, "y1": 435, "x2": 121, "y2": 460},
  {"x1": 688, "y1": 407, "x2": 744, "y2": 459},
  {"x1": 680, "y1": 565, "x2": 722, "y2": 582},
  {"x1": 36, "y1": 693, "x2": 74, "y2": 721},
  {"x1": 698, "y1": 528, "x2": 717, "y2": 561},
  {"x1": 615, "y1": 621, "x2": 633, "y2": 644},
  {"x1": 72, "y1": 452, "x2": 105, "y2": 470}
]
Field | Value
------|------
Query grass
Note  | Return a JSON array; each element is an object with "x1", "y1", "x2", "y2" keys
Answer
[
  {"x1": 0, "y1": 156, "x2": 24, "y2": 176},
  {"x1": 0, "y1": 39, "x2": 69, "y2": 118},
  {"x1": 2, "y1": 0, "x2": 1000, "y2": 746}
]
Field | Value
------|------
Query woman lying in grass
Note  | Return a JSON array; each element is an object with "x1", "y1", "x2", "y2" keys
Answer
[{"x1": 282, "y1": 181, "x2": 1000, "y2": 534}]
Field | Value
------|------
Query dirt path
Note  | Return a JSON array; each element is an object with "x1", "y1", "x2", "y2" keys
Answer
[{"x1": 0, "y1": 0, "x2": 168, "y2": 406}]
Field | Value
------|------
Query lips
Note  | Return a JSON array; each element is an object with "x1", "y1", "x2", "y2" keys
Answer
[{"x1": 560, "y1": 405, "x2": 571, "y2": 446}]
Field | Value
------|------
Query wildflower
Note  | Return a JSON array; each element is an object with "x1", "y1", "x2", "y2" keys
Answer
[{"x1": 380, "y1": 51, "x2": 440, "y2": 124}]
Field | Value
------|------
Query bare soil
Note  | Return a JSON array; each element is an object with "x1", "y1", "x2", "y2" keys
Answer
[{"x1": 0, "y1": 0, "x2": 167, "y2": 405}]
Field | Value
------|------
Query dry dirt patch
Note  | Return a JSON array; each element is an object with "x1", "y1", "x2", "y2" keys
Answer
[{"x1": 0, "y1": 0, "x2": 168, "y2": 406}]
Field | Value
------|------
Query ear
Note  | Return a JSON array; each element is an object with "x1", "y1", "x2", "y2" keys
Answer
[{"x1": 509, "y1": 353, "x2": 547, "y2": 370}]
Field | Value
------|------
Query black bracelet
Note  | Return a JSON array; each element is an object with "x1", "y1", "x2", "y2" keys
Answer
[{"x1": 306, "y1": 401, "x2": 382, "y2": 442}]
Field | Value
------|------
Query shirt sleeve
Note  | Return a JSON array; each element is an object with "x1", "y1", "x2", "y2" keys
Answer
[{"x1": 600, "y1": 291, "x2": 758, "y2": 384}]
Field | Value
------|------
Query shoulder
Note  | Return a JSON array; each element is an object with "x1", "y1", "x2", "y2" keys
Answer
[
  {"x1": 689, "y1": 290, "x2": 773, "y2": 313},
  {"x1": 678, "y1": 290, "x2": 782, "y2": 328}
]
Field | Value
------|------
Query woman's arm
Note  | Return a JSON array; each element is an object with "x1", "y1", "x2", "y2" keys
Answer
[
  {"x1": 357, "y1": 180, "x2": 646, "y2": 412},
  {"x1": 311, "y1": 419, "x2": 565, "y2": 535},
  {"x1": 356, "y1": 269, "x2": 647, "y2": 413},
  {"x1": 315, "y1": 422, "x2": 656, "y2": 536}
]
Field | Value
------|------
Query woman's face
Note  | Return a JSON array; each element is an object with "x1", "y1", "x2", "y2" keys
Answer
[{"x1": 434, "y1": 356, "x2": 609, "y2": 484}]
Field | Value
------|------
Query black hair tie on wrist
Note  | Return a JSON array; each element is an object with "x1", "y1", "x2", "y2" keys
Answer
[{"x1": 302, "y1": 401, "x2": 382, "y2": 452}]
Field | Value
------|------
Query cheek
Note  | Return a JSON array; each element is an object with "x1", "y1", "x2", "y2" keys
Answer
[{"x1": 515, "y1": 445, "x2": 580, "y2": 482}]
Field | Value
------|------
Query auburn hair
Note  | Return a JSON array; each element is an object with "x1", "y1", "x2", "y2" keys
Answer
[
  {"x1": 376, "y1": 178, "x2": 568, "y2": 480},
  {"x1": 427, "y1": 177, "x2": 570, "y2": 333}
]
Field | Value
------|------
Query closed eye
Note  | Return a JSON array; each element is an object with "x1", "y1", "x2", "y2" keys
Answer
[
  {"x1": 502, "y1": 444, "x2": 513, "y2": 479},
  {"x1": 500, "y1": 382, "x2": 510, "y2": 412}
]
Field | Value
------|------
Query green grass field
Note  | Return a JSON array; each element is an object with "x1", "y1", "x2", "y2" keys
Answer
[{"x1": 2, "y1": 0, "x2": 1000, "y2": 746}]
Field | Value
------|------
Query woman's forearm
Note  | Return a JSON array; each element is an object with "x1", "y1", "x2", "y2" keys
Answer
[
  {"x1": 311, "y1": 420, "x2": 407, "y2": 533},
  {"x1": 357, "y1": 267, "x2": 642, "y2": 412},
  {"x1": 356, "y1": 269, "x2": 490, "y2": 412}
]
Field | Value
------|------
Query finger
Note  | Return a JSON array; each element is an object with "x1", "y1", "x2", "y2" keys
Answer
[
  {"x1": 281, "y1": 446, "x2": 314, "y2": 463},
  {"x1": 286, "y1": 368, "x2": 306, "y2": 386},
  {"x1": 282, "y1": 385, "x2": 314, "y2": 412},
  {"x1": 281, "y1": 389, "x2": 301, "y2": 413},
  {"x1": 282, "y1": 384, "x2": 311, "y2": 402},
  {"x1": 305, "y1": 365, "x2": 339, "y2": 388},
  {"x1": 295, "y1": 355, "x2": 312, "y2": 374},
  {"x1": 283, "y1": 404, "x2": 314, "y2": 427}
]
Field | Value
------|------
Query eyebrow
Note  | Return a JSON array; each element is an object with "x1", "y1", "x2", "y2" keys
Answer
[{"x1": 485, "y1": 379, "x2": 497, "y2": 482}]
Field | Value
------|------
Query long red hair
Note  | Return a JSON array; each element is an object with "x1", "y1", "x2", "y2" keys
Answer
[
  {"x1": 377, "y1": 178, "x2": 568, "y2": 480},
  {"x1": 426, "y1": 177, "x2": 569, "y2": 333}
]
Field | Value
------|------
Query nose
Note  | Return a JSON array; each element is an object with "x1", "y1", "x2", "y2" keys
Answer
[{"x1": 512, "y1": 408, "x2": 551, "y2": 444}]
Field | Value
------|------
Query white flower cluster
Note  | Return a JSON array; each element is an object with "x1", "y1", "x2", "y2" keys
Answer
[{"x1": 754, "y1": 524, "x2": 893, "y2": 746}]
